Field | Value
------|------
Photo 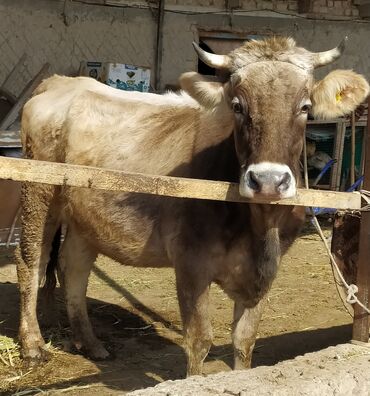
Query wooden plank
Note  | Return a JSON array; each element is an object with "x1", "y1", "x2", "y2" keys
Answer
[
  {"x1": 352, "y1": 96, "x2": 370, "y2": 342},
  {"x1": 307, "y1": 119, "x2": 367, "y2": 127},
  {"x1": 0, "y1": 156, "x2": 362, "y2": 209},
  {"x1": 0, "y1": 227, "x2": 21, "y2": 247},
  {"x1": 307, "y1": 118, "x2": 343, "y2": 125},
  {"x1": 329, "y1": 121, "x2": 344, "y2": 191},
  {"x1": 335, "y1": 121, "x2": 346, "y2": 191},
  {"x1": 0, "y1": 141, "x2": 21, "y2": 148},
  {"x1": 0, "y1": 63, "x2": 50, "y2": 130},
  {"x1": 352, "y1": 121, "x2": 368, "y2": 127}
]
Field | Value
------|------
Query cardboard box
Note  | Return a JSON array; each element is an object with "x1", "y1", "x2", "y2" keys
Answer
[
  {"x1": 79, "y1": 61, "x2": 105, "y2": 82},
  {"x1": 80, "y1": 61, "x2": 151, "y2": 92},
  {"x1": 103, "y1": 63, "x2": 151, "y2": 92}
]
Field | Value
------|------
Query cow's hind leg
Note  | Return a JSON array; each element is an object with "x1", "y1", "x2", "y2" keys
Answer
[
  {"x1": 175, "y1": 262, "x2": 212, "y2": 377},
  {"x1": 232, "y1": 299, "x2": 265, "y2": 370},
  {"x1": 59, "y1": 225, "x2": 109, "y2": 359},
  {"x1": 17, "y1": 183, "x2": 60, "y2": 365}
]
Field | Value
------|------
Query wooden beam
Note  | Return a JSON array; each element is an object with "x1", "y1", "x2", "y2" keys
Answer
[
  {"x1": 154, "y1": 0, "x2": 165, "y2": 91},
  {"x1": 352, "y1": 96, "x2": 370, "y2": 342},
  {"x1": 0, "y1": 156, "x2": 362, "y2": 209}
]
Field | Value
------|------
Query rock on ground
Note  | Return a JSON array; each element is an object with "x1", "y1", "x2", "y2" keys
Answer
[{"x1": 128, "y1": 343, "x2": 370, "y2": 396}]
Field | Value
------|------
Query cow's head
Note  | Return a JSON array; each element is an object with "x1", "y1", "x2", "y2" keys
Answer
[{"x1": 181, "y1": 37, "x2": 369, "y2": 199}]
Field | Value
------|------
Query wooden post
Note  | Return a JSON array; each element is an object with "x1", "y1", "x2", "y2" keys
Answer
[
  {"x1": 154, "y1": 0, "x2": 165, "y2": 91},
  {"x1": 352, "y1": 97, "x2": 370, "y2": 342},
  {"x1": 351, "y1": 111, "x2": 356, "y2": 186},
  {"x1": 331, "y1": 120, "x2": 346, "y2": 191}
]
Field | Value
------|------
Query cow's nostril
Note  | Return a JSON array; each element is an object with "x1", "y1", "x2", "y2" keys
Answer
[
  {"x1": 277, "y1": 172, "x2": 291, "y2": 192},
  {"x1": 242, "y1": 165, "x2": 295, "y2": 198},
  {"x1": 247, "y1": 171, "x2": 261, "y2": 192}
]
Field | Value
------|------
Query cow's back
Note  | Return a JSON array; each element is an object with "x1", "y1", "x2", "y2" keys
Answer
[
  {"x1": 22, "y1": 75, "x2": 202, "y2": 174},
  {"x1": 21, "y1": 75, "x2": 231, "y2": 267}
]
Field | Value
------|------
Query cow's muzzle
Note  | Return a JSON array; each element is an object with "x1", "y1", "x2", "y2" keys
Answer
[{"x1": 240, "y1": 162, "x2": 296, "y2": 199}]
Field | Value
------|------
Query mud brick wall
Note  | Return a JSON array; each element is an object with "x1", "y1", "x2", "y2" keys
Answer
[{"x1": 0, "y1": 0, "x2": 369, "y2": 93}]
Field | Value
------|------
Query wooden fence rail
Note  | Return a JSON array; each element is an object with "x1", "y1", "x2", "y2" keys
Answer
[{"x1": 0, "y1": 156, "x2": 362, "y2": 210}]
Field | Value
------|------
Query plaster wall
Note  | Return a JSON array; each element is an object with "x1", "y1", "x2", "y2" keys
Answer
[{"x1": 0, "y1": 0, "x2": 369, "y2": 94}]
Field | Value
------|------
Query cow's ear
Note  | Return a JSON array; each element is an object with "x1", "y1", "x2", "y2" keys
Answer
[
  {"x1": 311, "y1": 70, "x2": 369, "y2": 119},
  {"x1": 179, "y1": 72, "x2": 225, "y2": 109}
]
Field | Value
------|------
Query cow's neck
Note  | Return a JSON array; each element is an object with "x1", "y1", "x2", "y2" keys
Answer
[
  {"x1": 194, "y1": 105, "x2": 235, "y2": 160},
  {"x1": 249, "y1": 203, "x2": 290, "y2": 233},
  {"x1": 247, "y1": 204, "x2": 290, "y2": 293},
  {"x1": 189, "y1": 130, "x2": 238, "y2": 182},
  {"x1": 251, "y1": 226, "x2": 280, "y2": 296}
]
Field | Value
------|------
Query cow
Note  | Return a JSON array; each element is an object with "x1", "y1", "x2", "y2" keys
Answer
[{"x1": 17, "y1": 37, "x2": 369, "y2": 377}]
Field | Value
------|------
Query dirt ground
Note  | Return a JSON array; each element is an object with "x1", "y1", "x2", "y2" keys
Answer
[{"x1": 0, "y1": 221, "x2": 353, "y2": 395}]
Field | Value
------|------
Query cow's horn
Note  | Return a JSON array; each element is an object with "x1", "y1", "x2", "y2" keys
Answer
[
  {"x1": 312, "y1": 36, "x2": 348, "y2": 68},
  {"x1": 192, "y1": 42, "x2": 231, "y2": 69}
]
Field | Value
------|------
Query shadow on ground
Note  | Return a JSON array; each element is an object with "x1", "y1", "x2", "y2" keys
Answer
[
  {"x1": 0, "y1": 277, "x2": 351, "y2": 395},
  {"x1": 0, "y1": 282, "x2": 186, "y2": 394},
  {"x1": 208, "y1": 324, "x2": 351, "y2": 369}
]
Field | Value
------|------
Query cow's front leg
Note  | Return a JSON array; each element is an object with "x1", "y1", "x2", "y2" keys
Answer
[
  {"x1": 175, "y1": 264, "x2": 212, "y2": 377},
  {"x1": 232, "y1": 299, "x2": 265, "y2": 370}
]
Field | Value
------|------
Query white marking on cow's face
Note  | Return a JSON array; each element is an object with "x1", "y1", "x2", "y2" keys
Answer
[{"x1": 239, "y1": 162, "x2": 296, "y2": 199}]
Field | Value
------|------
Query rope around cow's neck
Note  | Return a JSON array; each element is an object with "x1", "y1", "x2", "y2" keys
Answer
[{"x1": 302, "y1": 136, "x2": 370, "y2": 316}]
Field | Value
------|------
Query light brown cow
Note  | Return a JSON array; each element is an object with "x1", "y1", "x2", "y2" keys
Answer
[{"x1": 17, "y1": 37, "x2": 369, "y2": 376}]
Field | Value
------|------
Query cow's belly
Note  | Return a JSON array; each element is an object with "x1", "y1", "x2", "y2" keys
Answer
[{"x1": 64, "y1": 188, "x2": 171, "y2": 268}]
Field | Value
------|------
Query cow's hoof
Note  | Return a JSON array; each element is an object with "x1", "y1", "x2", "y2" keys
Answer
[
  {"x1": 88, "y1": 344, "x2": 112, "y2": 361},
  {"x1": 73, "y1": 342, "x2": 112, "y2": 360},
  {"x1": 22, "y1": 347, "x2": 50, "y2": 368},
  {"x1": 90, "y1": 349, "x2": 114, "y2": 361}
]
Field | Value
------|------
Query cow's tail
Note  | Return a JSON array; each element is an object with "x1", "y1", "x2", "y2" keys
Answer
[{"x1": 42, "y1": 226, "x2": 62, "y2": 297}]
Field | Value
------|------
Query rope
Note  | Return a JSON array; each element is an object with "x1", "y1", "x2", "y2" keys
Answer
[
  {"x1": 310, "y1": 211, "x2": 370, "y2": 314},
  {"x1": 303, "y1": 137, "x2": 370, "y2": 315}
]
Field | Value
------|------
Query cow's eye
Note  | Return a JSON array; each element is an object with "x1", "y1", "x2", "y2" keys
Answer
[
  {"x1": 232, "y1": 98, "x2": 242, "y2": 113},
  {"x1": 233, "y1": 102, "x2": 242, "y2": 113},
  {"x1": 300, "y1": 103, "x2": 311, "y2": 114}
]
